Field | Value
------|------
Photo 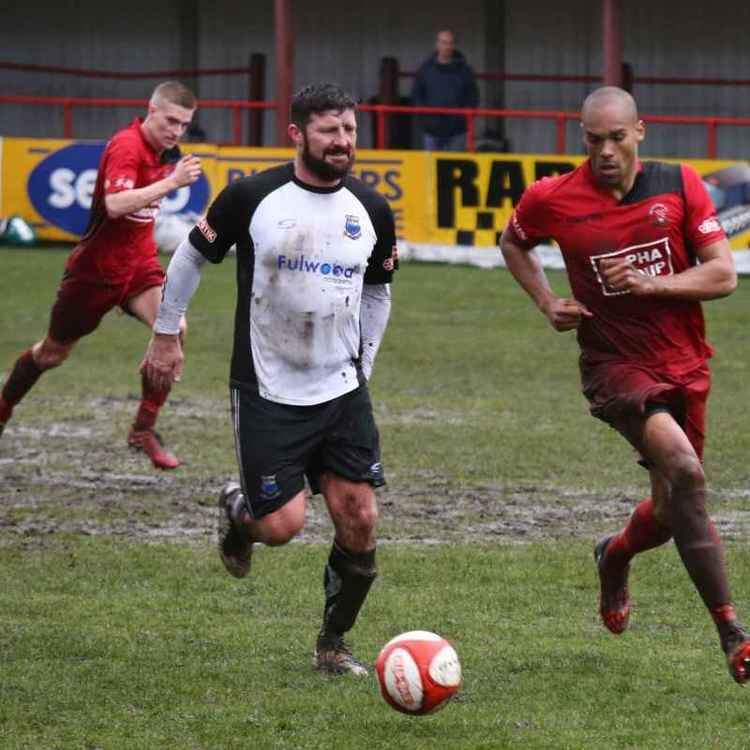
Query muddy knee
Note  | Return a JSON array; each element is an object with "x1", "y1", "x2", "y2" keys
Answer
[{"x1": 668, "y1": 455, "x2": 705, "y2": 497}]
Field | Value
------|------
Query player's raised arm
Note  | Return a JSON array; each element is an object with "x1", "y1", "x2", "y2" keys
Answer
[{"x1": 105, "y1": 154, "x2": 202, "y2": 219}]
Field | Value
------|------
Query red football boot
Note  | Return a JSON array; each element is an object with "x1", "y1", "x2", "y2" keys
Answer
[
  {"x1": 720, "y1": 619, "x2": 750, "y2": 686},
  {"x1": 728, "y1": 640, "x2": 750, "y2": 685},
  {"x1": 594, "y1": 535, "x2": 631, "y2": 635},
  {"x1": 127, "y1": 428, "x2": 181, "y2": 470}
]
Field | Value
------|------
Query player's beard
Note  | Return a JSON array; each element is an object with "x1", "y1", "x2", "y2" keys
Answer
[{"x1": 302, "y1": 136, "x2": 355, "y2": 181}]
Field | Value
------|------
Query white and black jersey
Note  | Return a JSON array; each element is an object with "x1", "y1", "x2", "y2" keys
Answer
[{"x1": 189, "y1": 163, "x2": 397, "y2": 406}]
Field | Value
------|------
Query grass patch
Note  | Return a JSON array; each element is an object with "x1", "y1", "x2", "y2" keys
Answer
[
  {"x1": 2, "y1": 247, "x2": 749, "y2": 493},
  {"x1": 2, "y1": 539, "x2": 750, "y2": 750},
  {"x1": 2, "y1": 246, "x2": 750, "y2": 748}
]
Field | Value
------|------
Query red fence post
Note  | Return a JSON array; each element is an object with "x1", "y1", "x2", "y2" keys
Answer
[
  {"x1": 376, "y1": 108, "x2": 386, "y2": 150},
  {"x1": 555, "y1": 115, "x2": 566, "y2": 154},
  {"x1": 63, "y1": 102, "x2": 73, "y2": 138},
  {"x1": 466, "y1": 112, "x2": 475, "y2": 151},
  {"x1": 707, "y1": 119, "x2": 718, "y2": 159},
  {"x1": 233, "y1": 106, "x2": 243, "y2": 146},
  {"x1": 378, "y1": 56, "x2": 399, "y2": 150}
]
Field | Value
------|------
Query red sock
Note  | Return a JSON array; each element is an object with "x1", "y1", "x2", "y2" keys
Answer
[
  {"x1": 711, "y1": 604, "x2": 737, "y2": 626},
  {"x1": 605, "y1": 498, "x2": 672, "y2": 568},
  {"x1": 133, "y1": 372, "x2": 170, "y2": 431},
  {"x1": 2, "y1": 349, "x2": 44, "y2": 412},
  {"x1": 711, "y1": 604, "x2": 746, "y2": 655}
]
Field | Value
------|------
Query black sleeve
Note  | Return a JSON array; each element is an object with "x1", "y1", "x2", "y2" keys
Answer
[
  {"x1": 363, "y1": 192, "x2": 397, "y2": 285},
  {"x1": 188, "y1": 181, "x2": 247, "y2": 263},
  {"x1": 343, "y1": 176, "x2": 398, "y2": 284}
]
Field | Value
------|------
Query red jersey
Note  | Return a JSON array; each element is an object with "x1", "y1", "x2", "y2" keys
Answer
[
  {"x1": 66, "y1": 119, "x2": 174, "y2": 284},
  {"x1": 507, "y1": 160, "x2": 727, "y2": 377}
]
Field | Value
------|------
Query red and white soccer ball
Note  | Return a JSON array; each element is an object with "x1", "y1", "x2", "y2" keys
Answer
[{"x1": 375, "y1": 631, "x2": 462, "y2": 715}]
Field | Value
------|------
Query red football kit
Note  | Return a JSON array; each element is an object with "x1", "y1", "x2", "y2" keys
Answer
[
  {"x1": 507, "y1": 160, "x2": 727, "y2": 459},
  {"x1": 49, "y1": 119, "x2": 173, "y2": 341}
]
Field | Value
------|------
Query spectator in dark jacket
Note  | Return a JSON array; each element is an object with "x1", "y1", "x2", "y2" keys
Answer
[{"x1": 411, "y1": 30, "x2": 479, "y2": 151}]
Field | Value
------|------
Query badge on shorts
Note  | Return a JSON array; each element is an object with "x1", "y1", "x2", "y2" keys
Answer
[
  {"x1": 366, "y1": 462, "x2": 384, "y2": 483},
  {"x1": 344, "y1": 214, "x2": 362, "y2": 240},
  {"x1": 260, "y1": 474, "x2": 282, "y2": 500}
]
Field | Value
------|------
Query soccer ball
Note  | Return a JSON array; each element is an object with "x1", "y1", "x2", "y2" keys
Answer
[{"x1": 375, "y1": 631, "x2": 461, "y2": 715}]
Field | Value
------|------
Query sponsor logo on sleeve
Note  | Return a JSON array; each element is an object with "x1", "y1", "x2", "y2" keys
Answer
[
  {"x1": 698, "y1": 217, "x2": 722, "y2": 235},
  {"x1": 112, "y1": 176, "x2": 135, "y2": 191},
  {"x1": 510, "y1": 213, "x2": 528, "y2": 241},
  {"x1": 197, "y1": 217, "x2": 217, "y2": 243},
  {"x1": 590, "y1": 237, "x2": 673, "y2": 296}
]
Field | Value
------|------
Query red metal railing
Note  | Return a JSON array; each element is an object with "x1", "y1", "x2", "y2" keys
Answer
[
  {"x1": 359, "y1": 103, "x2": 574, "y2": 153},
  {"x1": 360, "y1": 103, "x2": 750, "y2": 159},
  {"x1": 3, "y1": 95, "x2": 750, "y2": 158},
  {"x1": 0, "y1": 61, "x2": 254, "y2": 79},
  {"x1": 0, "y1": 95, "x2": 275, "y2": 146}
]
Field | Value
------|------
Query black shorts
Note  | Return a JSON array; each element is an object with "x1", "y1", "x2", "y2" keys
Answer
[{"x1": 230, "y1": 384, "x2": 385, "y2": 520}]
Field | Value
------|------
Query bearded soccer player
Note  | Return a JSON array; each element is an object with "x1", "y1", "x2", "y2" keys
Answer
[
  {"x1": 499, "y1": 86, "x2": 750, "y2": 684},
  {"x1": 0, "y1": 81, "x2": 201, "y2": 469},
  {"x1": 141, "y1": 83, "x2": 398, "y2": 675}
]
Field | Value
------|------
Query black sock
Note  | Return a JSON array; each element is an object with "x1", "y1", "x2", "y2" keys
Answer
[{"x1": 321, "y1": 540, "x2": 377, "y2": 637}]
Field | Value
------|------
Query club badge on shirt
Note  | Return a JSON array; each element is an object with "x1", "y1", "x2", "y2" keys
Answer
[
  {"x1": 344, "y1": 214, "x2": 362, "y2": 240},
  {"x1": 649, "y1": 203, "x2": 669, "y2": 227}
]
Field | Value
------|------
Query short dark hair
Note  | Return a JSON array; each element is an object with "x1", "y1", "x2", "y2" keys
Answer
[
  {"x1": 290, "y1": 83, "x2": 357, "y2": 127},
  {"x1": 151, "y1": 81, "x2": 197, "y2": 110}
]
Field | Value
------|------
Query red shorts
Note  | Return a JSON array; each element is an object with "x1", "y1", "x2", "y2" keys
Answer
[
  {"x1": 580, "y1": 358, "x2": 710, "y2": 461},
  {"x1": 48, "y1": 255, "x2": 165, "y2": 342}
]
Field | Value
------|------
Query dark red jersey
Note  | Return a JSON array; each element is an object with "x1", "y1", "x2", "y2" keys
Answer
[
  {"x1": 66, "y1": 119, "x2": 174, "y2": 283},
  {"x1": 507, "y1": 160, "x2": 727, "y2": 377}
]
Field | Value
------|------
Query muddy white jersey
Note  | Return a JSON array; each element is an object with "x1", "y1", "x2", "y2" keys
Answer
[{"x1": 189, "y1": 163, "x2": 396, "y2": 405}]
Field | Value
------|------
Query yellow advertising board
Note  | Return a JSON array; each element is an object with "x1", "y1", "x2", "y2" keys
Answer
[
  {"x1": 2, "y1": 137, "x2": 749, "y2": 250},
  {"x1": 209, "y1": 147, "x2": 428, "y2": 244},
  {"x1": 411, "y1": 152, "x2": 750, "y2": 251}
]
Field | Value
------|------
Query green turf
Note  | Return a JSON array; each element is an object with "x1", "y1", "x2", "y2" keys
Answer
[
  {"x1": 2, "y1": 246, "x2": 749, "y2": 492},
  {"x1": 2, "y1": 245, "x2": 750, "y2": 749},
  {"x1": 2, "y1": 540, "x2": 750, "y2": 750}
]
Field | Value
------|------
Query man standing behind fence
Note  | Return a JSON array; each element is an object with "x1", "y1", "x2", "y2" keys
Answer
[
  {"x1": 411, "y1": 29, "x2": 479, "y2": 151},
  {"x1": 0, "y1": 81, "x2": 201, "y2": 470}
]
